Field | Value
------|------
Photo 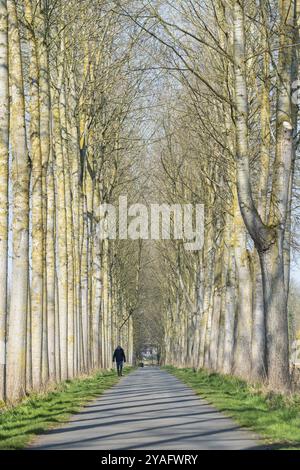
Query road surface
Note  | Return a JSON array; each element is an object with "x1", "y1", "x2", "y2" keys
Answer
[{"x1": 30, "y1": 367, "x2": 261, "y2": 450}]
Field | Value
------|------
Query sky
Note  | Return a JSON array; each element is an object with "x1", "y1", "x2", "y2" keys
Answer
[{"x1": 291, "y1": 254, "x2": 300, "y2": 285}]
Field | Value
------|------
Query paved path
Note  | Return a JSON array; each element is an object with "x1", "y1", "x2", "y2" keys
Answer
[{"x1": 30, "y1": 367, "x2": 261, "y2": 450}]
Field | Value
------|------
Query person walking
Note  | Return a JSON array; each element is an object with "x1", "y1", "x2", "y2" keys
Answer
[{"x1": 113, "y1": 345, "x2": 126, "y2": 376}]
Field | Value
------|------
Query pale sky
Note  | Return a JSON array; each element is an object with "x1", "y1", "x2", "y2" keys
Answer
[{"x1": 291, "y1": 255, "x2": 300, "y2": 285}]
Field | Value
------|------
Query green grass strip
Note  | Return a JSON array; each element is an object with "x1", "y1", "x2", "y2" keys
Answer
[
  {"x1": 164, "y1": 366, "x2": 300, "y2": 450},
  {"x1": 0, "y1": 367, "x2": 133, "y2": 450}
]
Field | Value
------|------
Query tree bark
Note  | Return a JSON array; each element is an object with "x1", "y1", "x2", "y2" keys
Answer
[
  {"x1": 25, "y1": 0, "x2": 44, "y2": 392},
  {"x1": 6, "y1": 0, "x2": 30, "y2": 401},
  {"x1": 0, "y1": 0, "x2": 9, "y2": 402}
]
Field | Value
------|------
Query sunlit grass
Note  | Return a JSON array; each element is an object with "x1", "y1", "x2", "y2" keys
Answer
[
  {"x1": 165, "y1": 366, "x2": 300, "y2": 450},
  {"x1": 0, "y1": 368, "x2": 132, "y2": 450}
]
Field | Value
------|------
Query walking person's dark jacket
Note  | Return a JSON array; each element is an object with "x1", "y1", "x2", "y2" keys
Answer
[{"x1": 113, "y1": 347, "x2": 126, "y2": 363}]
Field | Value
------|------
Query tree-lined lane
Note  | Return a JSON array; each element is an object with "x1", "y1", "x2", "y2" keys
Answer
[{"x1": 30, "y1": 368, "x2": 260, "y2": 450}]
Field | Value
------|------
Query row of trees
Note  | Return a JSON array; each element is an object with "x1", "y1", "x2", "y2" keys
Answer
[
  {"x1": 0, "y1": 0, "x2": 299, "y2": 402},
  {"x1": 145, "y1": 0, "x2": 300, "y2": 391},
  {"x1": 0, "y1": 0, "x2": 145, "y2": 403}
]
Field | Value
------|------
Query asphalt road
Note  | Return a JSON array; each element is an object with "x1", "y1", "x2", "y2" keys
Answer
[{"x1": 30, "y1": 367, "x2": 261, "y2": 450}]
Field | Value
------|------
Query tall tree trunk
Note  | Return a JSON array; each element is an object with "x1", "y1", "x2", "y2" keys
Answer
[
  {"x1": 81, "y1": 188, "x2": 89, "y2": 372},
  {"x1": 92, "y1": 184, "x2": 102, "y2": 368},
  {"x1": 46, "y1": 146, "x2": 56, "y2": 382},
  {"x1": 251, "y1": 252, "x2": 266, "y2": 381},
  {"x1": 233, "y1": 190, "x2": 252, "y2": 379},
  {"x1": 6, "y1": 0, "x2": 30, "y2": 401},
  {"x1": 38, "y1": 8, "x2": 54, "y2": 382},
  {"x1": 209, "y1": 247, "x2": 223, "y2": 371},
  {"x1": 67, "y1": 70, "x2": 81, "y2": 376},
  {"x1": 0, "y1": 0, "x2": 9, "y2": 402},
  {"x1": 37, "y1": 4, "x2": 51, "y2": 386},
  {"x1": 259, "y1": 237, "x2": 290, "y2": 390},
  {"x1": 223, "y1": 243, "x2": 236, "y2": 375},
  {"x1": 250, "y1": 0, "x2": 270, "y2": 382},
  {"x1": 60, "y1": 79, "x2": 75, "y2": 379},
  {"x1": 25, "y1": 0, "x2": 44, "y2": 392},
  {"x1": 52, "y1": 79, "x2": 68, "y2": 381}
]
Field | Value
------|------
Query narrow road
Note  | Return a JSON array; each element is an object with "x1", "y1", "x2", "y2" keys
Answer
[{"x1": 30, "y1": 367, "x2": 261, "y2": 450}]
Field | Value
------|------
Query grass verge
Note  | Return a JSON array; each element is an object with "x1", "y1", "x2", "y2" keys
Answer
[
  {"x1": 0, "y1": 367, "x2": 133, "y2": 450},
  {"x1": 164, "y1": 366, "x2": 300, "y2": 450}
]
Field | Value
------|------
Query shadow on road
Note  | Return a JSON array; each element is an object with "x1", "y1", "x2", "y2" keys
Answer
[{"x1": 29, "y1": 368, "x2": 265, "y2": 450}]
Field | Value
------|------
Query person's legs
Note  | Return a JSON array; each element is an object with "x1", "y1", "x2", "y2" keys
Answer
[{"x1": 117, "y1": 361, "x2": 123, "y2": 376}]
